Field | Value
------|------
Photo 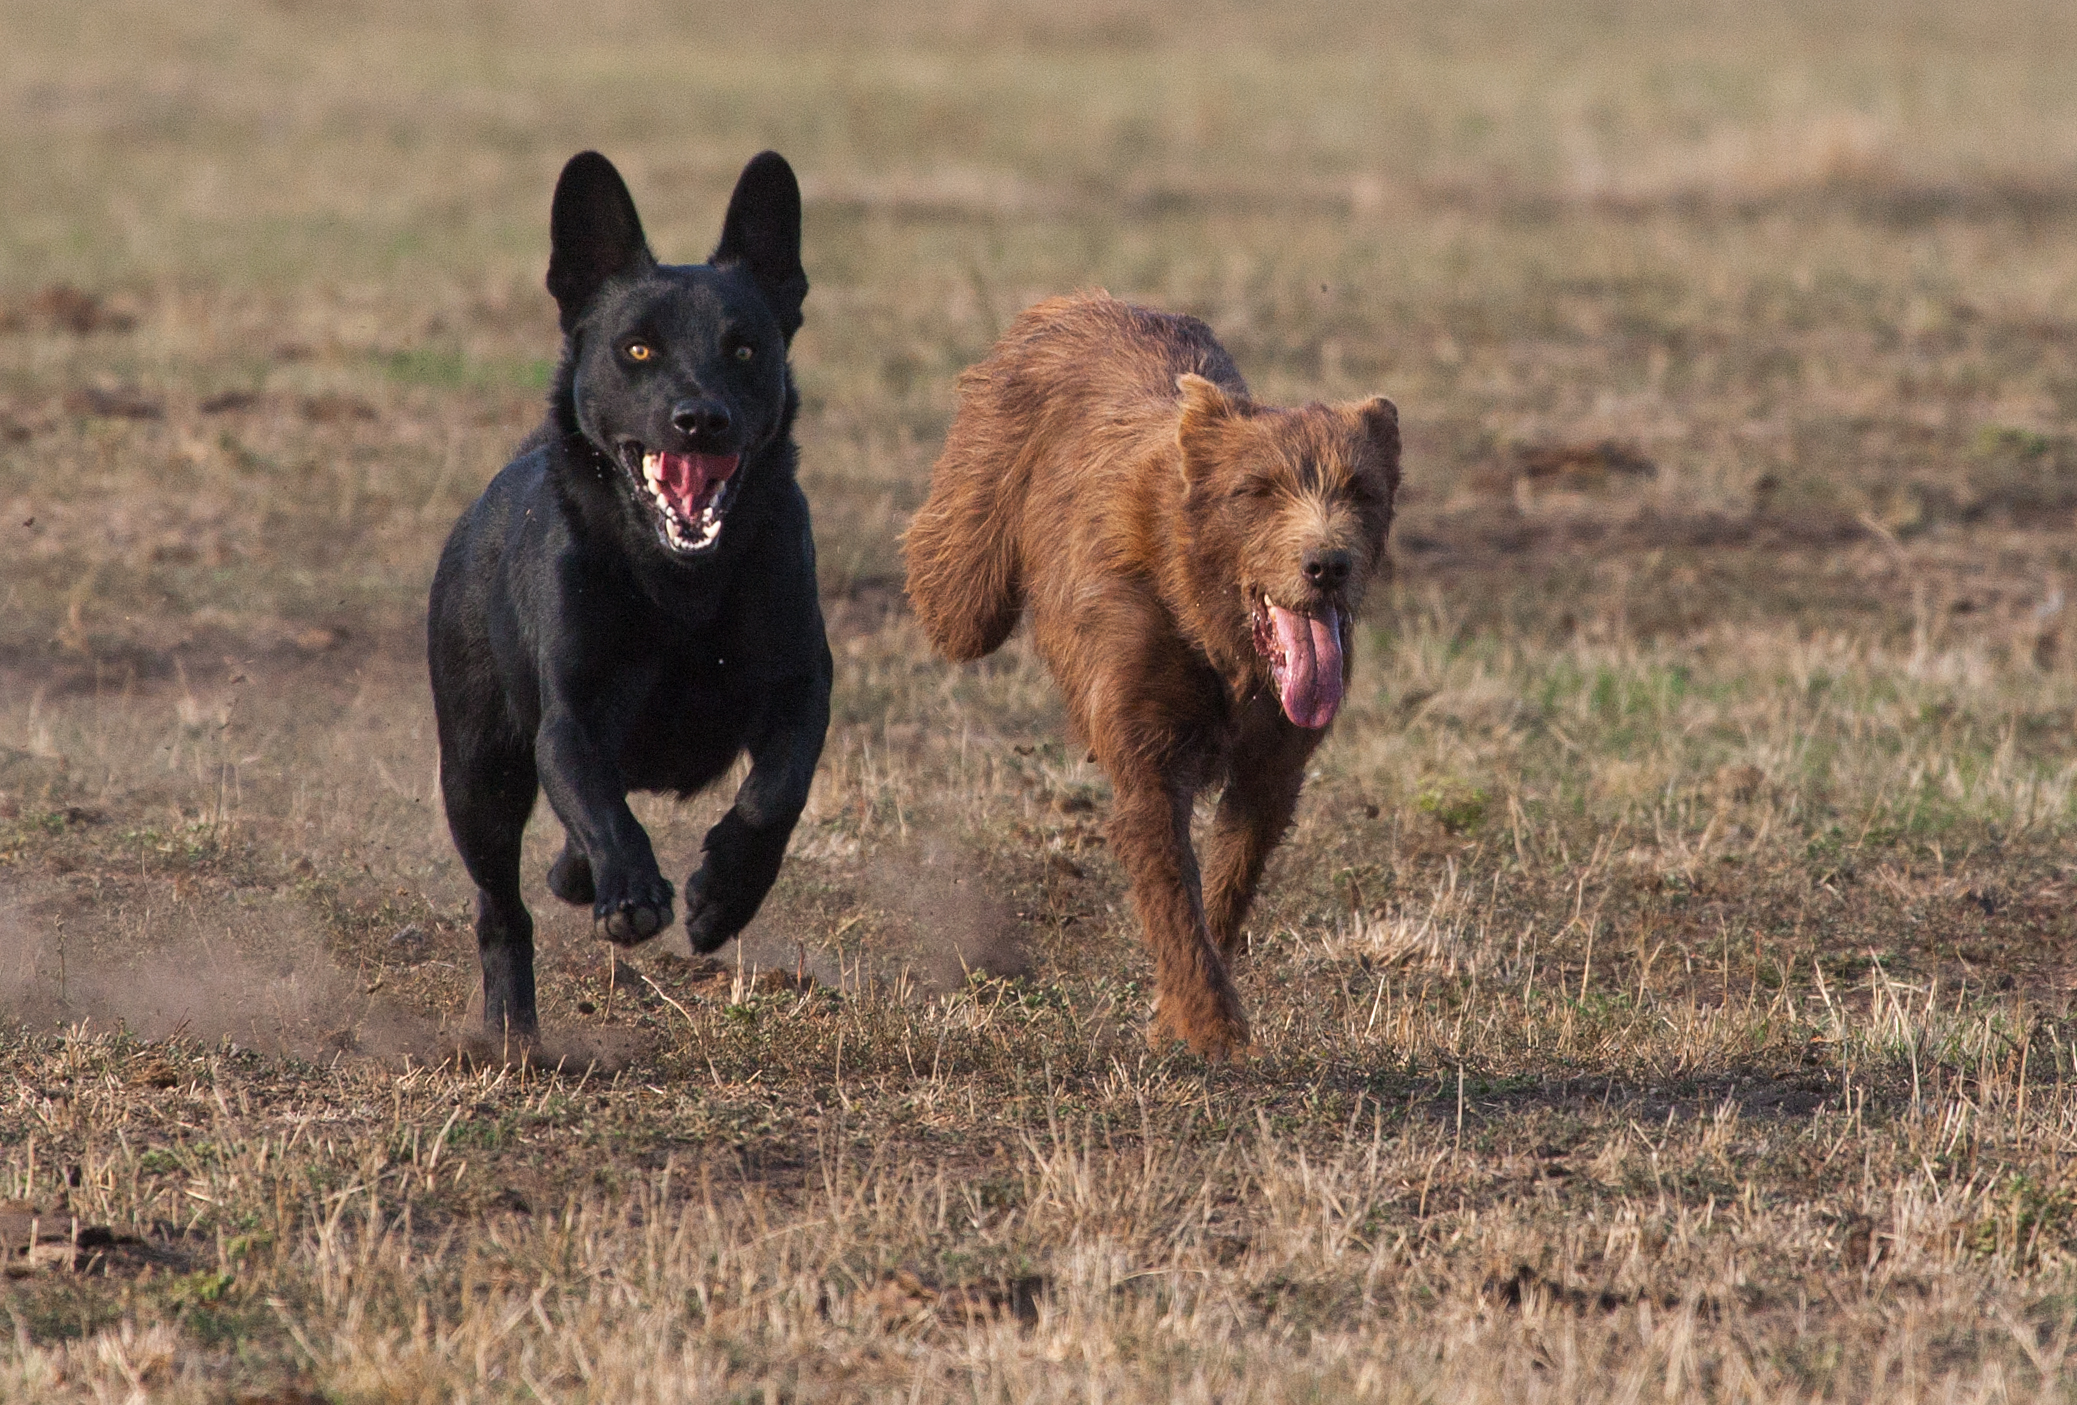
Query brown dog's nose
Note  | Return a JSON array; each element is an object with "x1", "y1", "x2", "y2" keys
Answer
[{"x1": 1303, "y1": 548, "x2": 1352, "y2": 589}]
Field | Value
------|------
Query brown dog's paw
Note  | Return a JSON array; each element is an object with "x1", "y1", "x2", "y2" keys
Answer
[
  {"x1": 1192, "y1": 1016, "x2": 1253, "y2": 1062},
  {"x1": 1147, "y1": 993, "x2": 1252, "y2": 1062}
]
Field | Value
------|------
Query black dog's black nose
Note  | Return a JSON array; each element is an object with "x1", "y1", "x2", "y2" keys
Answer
[
  {"x1": 1303, "y1": 548, "x2": 1352, "y2": 589},
  {"x1": 671, "y1": 399, "x2": 733, "y2": 439}
]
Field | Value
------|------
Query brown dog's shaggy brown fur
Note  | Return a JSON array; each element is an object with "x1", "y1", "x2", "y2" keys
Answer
[{"x1": 905, "y1": 294, "x2": 1400, "y2": 1057}]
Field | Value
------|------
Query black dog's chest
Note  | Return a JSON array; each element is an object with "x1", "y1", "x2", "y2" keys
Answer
[{"x1": 614, "y1": 646, "x2": 755, "y2": 792}]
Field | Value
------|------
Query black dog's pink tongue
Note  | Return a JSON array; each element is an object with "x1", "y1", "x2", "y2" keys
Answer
[
  {"x1": 655, "y1": 452, "x2": 739, "y2": 520},
  {"x1": 1270, "y1": 602, "x2": 1345, "y2": 729}
]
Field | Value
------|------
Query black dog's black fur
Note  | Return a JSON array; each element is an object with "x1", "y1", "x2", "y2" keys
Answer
[{"x1": 429, "y1": 151, "x2": 831, "y2": 1038}]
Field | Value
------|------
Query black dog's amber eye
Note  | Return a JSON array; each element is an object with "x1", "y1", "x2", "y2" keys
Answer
[
  {"x1": 625, "y1": 342, "x2": 653, "y2": 362},
  {"x1": 734, "y1": 344, "x2": 754, "y2": 362}
]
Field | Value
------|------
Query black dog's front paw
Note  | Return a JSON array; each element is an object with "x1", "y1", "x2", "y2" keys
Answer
[
  {"x1": 682, "y1": 810, "x2": 790, "y2": 953},
  {"x1": 593, "y1": 870, "x2": 674, "y2": 946},
  {"x1": 683, "y1": 865, "x2": 758, "y2": 953}
]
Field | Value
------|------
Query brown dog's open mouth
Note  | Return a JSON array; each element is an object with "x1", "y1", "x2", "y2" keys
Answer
[
  {"x1": 1251, "y1": 593, "x2": 1345, "y2": 729},
  {"x1": 623, "y1": 445, "x2": 740, "y2": 553}
]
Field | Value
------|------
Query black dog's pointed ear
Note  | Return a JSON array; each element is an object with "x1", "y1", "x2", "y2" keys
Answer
[
  {"x1": 546, "y1": 152, "x2": 653, "y2": 332},
  {"x1": 711, "y1": 151, "x2": 807, "y2": 341}
]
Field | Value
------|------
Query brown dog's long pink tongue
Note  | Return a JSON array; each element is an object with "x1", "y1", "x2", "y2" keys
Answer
[
  {"x1": 656, "y1": 452, "x2": 739, "y2": 520},
  {"x1": 1270, "y1": 603, "x2": 1345, "y2": 729}
]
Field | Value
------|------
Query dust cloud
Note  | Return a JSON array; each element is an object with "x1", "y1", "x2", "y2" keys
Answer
[
  {"x1": 733, "y1": 836, "x2": 1032, "y2": 996},
  {"x1": 0, "y1": 874, "x2": 456, "y2": 1063}
]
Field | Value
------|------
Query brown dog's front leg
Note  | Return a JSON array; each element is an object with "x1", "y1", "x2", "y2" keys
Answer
[
  {"x1": 1201, "y1": 705, "x2": 1320, "y2": 962},
  {"x1": 1106, "y1": 768, "x2": 1249, "y2": 1059}
]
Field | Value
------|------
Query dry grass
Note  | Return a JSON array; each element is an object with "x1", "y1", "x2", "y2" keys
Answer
[{"x1": 7, "y1": 0, "x2": 2077, "y2": 1398}]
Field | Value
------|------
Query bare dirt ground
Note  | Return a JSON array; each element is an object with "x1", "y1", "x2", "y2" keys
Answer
[{"x1": 7, "y1": 1, "x2": 2077, "y2": 1399}]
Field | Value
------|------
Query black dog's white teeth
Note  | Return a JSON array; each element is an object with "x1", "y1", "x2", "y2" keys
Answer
[
  {"x1": 688, "y1": 477, "x2": 736, "y2": 550},
  {"x1": 636, "y1": 450, "x2": 731, "y2": 553}
]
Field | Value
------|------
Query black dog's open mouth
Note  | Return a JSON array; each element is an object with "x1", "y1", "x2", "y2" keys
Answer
[{"x1": 619, "y1": 443, "x2": 740, "y2": 553}]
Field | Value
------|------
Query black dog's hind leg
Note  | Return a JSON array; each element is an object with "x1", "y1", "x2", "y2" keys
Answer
[
  {"x1": 546, "y1": 839, "x2": 595, "y2": 905},
  {"x1": 685, "y1": 676, "x2": 831, "y2": 952},
  {"x1": 442, "y1": 748, "x2": 541, "y2": 1039}
]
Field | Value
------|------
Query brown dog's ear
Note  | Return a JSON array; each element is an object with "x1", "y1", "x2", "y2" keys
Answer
[
  {"x1": 1177, "y1": 374, "x2": 1246, "y2": 477},
  {"x1": 1358, "y1": 395, "x2": 1399, "y2": 449},
  {"x1": 1177, "y1": 373, "x2": 1239, "y2": 423},
  {"x1": 1358, "y1": 395, "x2": 1401, "y2": 480}
]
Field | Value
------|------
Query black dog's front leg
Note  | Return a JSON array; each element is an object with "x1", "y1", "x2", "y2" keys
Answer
[
  {"x1": 684, "y1": 672, "x2": 830, "y2": 952},
  {"x1": 536, "y1": 708, "x2": 675, "y2": 945}
]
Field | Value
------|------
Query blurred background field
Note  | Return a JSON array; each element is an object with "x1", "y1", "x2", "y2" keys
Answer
[{"x1": 5, "y1": 1, "x2": 2077, "y2": 1399}]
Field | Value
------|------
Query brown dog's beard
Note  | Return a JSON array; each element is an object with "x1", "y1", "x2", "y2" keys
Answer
[{"x1": 1250, "y1": 592, "x2": 1346, "y2": 728}]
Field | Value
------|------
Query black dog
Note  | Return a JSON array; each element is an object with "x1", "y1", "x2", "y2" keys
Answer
[{"x1": 428, "y1": 151, "x2": 831, "y2": 1039}]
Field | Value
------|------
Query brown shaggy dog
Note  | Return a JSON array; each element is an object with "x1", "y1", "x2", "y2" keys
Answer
[{"x1": 904, "y1": 294, "x2": 1400, "y2": 1058}]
